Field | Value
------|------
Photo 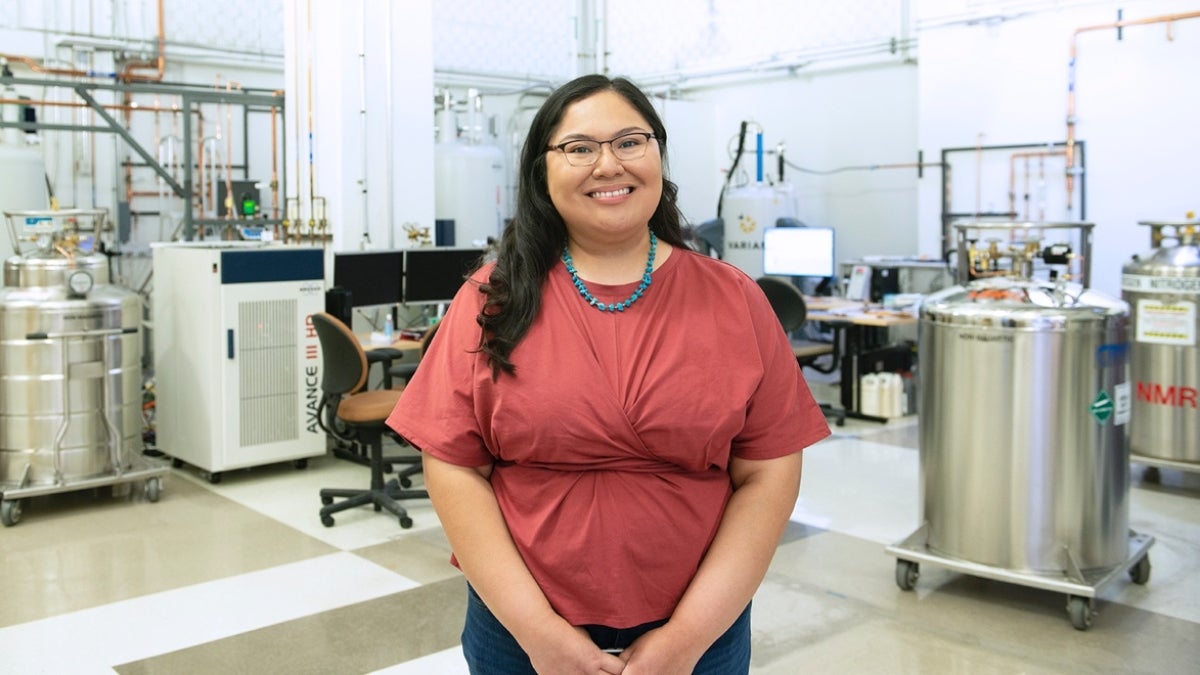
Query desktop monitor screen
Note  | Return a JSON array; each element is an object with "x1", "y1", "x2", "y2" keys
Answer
[
  {"x1": 332, "y1": 249, "x2": 405, "y2": 308},
  {"x1": 403, "y1": 247, "x2": 487, "y2": 304},
  {"x1": 762, "y1": 227, "x2": 835, "y2": 278}
]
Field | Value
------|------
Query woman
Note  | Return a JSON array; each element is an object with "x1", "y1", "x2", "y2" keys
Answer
[{"x1": 387, "y1": 74, "x2": 830, "y2": 674}]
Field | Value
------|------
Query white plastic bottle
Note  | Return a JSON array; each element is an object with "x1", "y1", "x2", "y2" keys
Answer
[
  {"x1": 881, "y1": 373, "x2": 903, "y2": 418},
  {"x1": 860, "y1": 374, "x2": 880, "y2": 417}
]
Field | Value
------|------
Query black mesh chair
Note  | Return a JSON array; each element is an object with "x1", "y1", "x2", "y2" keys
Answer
[
  {"x1": 756, "y1": 276, "x2": 844, "y2": 425},
  {"x1": 691, "y1": 217, "x2": 724, "y2": 257},
  {"x1": 311, "y1": 312, "x2": 427, "y2": 528},
  {"x1": 385, "y1": 320, "x2": 441, "y2": 488}
]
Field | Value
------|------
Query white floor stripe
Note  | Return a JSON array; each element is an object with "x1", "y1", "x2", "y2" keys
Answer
[
  {"x1": 0, "y1": 552, "x2": 418, "y2": 673},
  {"x1": 172, "y1": 455, "x2": 441, "y2": 551},
  {"x1": 370, "y1": 647, "x2": 469, "y2": 675},
  {"x1": 792, "y1": 437, "x2": 921, "y2": 545}
]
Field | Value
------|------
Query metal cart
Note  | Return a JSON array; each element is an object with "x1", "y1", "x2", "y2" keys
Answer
[
  {"x1": 887, "y1": 525, "x2": 1154, "y2": 631},
  {"x1": 0, "y1": 325, "x2": 169, "y2": 526}
]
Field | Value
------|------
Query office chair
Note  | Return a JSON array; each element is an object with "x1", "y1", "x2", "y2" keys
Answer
[
  {"x1": 311, "y1": 312, "x2": 427, "y2": 528},
  {"x1": 691, "y1": 217, "x2": 724, "y2": 257},
  {"x1": 384, "y1": 320, "x2": 442, "y2": 488},
  {"x1": 755, "y1": 276, "x2": 844, "y2": 425},
  {"x1": 386, "y1": 320, "x2": 440, "y2": 388},
  {"x1": 326, "y1": 345, "x2": 407, "y2": 470}
]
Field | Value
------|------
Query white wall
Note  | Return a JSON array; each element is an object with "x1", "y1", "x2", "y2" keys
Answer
[
  {"x1": 685, "y1": 63, "x2": 921, "y2": 265},
  {"x1": 916, "y1": 0, "x2": 1200, "y2": 297}
]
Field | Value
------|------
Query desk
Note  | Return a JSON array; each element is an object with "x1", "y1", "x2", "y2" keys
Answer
[
  {"x1": 838, "y1": 258, "x2": 954, "y2": 299},
  {"x1": 357, "y1": 333, "x2": 423, "y2": 352},
  {"x1": 804, "y1": 297, "x2": 918, "y2": 425},
  {"x1": 805, "y1": 297, "x2": 918, "y2": 326},
  {"x1": 356, "y1": 334, "x2": 423, "y2": 390}
]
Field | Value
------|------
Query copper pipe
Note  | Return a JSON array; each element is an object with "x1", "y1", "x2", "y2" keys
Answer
[
  {"x1": 0, "y1": 97, "x2": 201, "y2": 115},
  {"x1": 121, "y1": 0, "x2": 167, "y2": 83},
  {"x1": 1066, "y1": 10, "x2": 1200, "y2": 210},
  {"x1": 305, "y1": 0, "x2": 317, "y2": 234},
  {"x1": 270, "y1": 105, "x2": 280, "y2": 222},
  {"x1": 0, "y1": 53, "x2": 101, "y2": 78},
  {"x1": 124, "y1": 91, "x2": 134, "y2": 205},
  {"x1": 1008, "y1": 150, "x2": 1065, "y2": 219},
  {"x1": 223, "y1": 81, "x2": 241, "y2": 220},
  {"x1": 196, "y1": 115, "x2": 207, "y2": 217}
]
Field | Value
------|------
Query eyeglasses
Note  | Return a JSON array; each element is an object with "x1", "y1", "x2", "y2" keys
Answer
[{"x1": 548, "y1": 132, "x2": 657, "y2": 167}]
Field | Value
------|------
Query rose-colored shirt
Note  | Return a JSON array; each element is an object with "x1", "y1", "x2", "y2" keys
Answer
[{"x1": 387, "y1": 247, "x2": 830, "y2": 627}]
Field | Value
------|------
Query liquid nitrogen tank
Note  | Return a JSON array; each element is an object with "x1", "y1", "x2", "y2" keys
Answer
[
  {"x1": 886, "y1": 221, "x2": 1153, "y2": 631},
  {"x1": 0, "y1": 209, "x2": 167, "y2": 526},
  {"x1": 1121, "y1": 220, "x2": 1199, "y2": 475}
]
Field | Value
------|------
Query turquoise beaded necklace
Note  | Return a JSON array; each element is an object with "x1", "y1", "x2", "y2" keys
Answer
[{"x1": 562, "y1": 230, "x2": 657, "y2": 313}]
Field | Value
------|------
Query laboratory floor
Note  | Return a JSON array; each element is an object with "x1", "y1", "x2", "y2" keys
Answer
[{"x1": 1, "y1": 414, "x2": 1198, "y2": 674}]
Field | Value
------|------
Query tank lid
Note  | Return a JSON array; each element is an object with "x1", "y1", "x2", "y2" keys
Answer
[
  {"x1": 921, "y1": 278, "x2": 1126, "y2": 328},
  {"x1": 1126, "y1": 245, "x2": 1200, "y2": 272}
]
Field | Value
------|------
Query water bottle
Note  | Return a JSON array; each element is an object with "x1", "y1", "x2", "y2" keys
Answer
[{"x1": 383, "y1": 313, "x2": 394, "y2": 341}]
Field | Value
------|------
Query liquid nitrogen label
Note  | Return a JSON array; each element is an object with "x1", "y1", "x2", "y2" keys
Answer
[
  {"x1": 1135, "y1": 299, "x2": 1196, "y2": 346},
  {"x1": 1123, "y1": 273, "x2": 1200, "y2": 295}
]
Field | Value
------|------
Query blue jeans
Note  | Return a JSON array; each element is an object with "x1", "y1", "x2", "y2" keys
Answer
[{"x1": 461, "y1": 584, "x2": 751, "y2": 674}]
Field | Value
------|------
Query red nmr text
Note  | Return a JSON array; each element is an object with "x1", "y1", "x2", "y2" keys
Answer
[{"x1": 1136, "y1": 382, "x2": 1198, "y2": 409}]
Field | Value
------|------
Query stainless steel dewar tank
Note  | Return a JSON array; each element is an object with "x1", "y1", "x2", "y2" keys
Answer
[
  {"x1": 1121, "y1": 220, "x2": 1200, "y2": 471},
  {"x1": 887, "y1": 221, "x2": 1153, "y2": 631},
  {"x1": 0, "y1": 209, "x2": 165, "y2": 526},
  {"x1": 918, "y1": 276, "x2": 1130, "y2": 572}
]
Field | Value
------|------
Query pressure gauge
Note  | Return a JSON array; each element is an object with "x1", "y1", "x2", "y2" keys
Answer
[{"x1": 67, "y1": 270, "x2": 94, "y2": 297}]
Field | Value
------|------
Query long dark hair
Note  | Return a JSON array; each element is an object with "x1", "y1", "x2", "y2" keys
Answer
[{"x1": 475, "y1": 75, "x2": 688, "y2": 379}]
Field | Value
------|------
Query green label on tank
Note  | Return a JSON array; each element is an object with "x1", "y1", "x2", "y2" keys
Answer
[{"x1": 1090, "y1": 390, "x2": 1114, "y2": 423}]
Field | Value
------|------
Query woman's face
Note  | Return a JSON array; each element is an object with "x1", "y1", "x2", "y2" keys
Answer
[{"x1": 545, "y1": 90, "x2": 663, "y2": 244}]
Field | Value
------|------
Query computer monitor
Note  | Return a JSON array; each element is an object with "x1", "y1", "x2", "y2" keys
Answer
[
  {"x1": 403, "y1": 247, "x2": 487, "y2": 304},
  {"x1": 762, "y1": 226, "x2": 836, "y2": 279},
  {"x1": 332, "y1": 249, "x2": 405, "y2": 308}
]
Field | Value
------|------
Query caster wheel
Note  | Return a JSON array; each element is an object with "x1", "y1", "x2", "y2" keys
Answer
[
  {"x1": 1, "y1": 499, "x2": 23, "y2": 527},
  {"x1": 1129, "y1": 555, "x2": 1151, "y2": 585},
  {"x1": 293, "y1": 459, "x2": 308, "y2": 470},
  {"x1": 207, "y1": 472, "x2": 222, "y2": 484},
  {"x1": 321, "y1": 514, "x2": 335, "y2": 527},
  {"x1": 399, "y1": 476, "x2": 413, "y2": 488},
  {"x1": 320, "y1": 495, "x2": 334, "y2": 506},
  {"x1": 399, "y1": 516, "x2": 413, "y2": 529},
  {"x1": 171, "y1": 458, "x2": 184, "y2": 469},
  {"x1": 1068, "y1": 596, "x2": 1093, "y2": 631},
  {"x1": 382, "y1": 463, "x2": 394, "y2": 474},
  {"x1": 894, "y1": 559, "x2": 919, "y2": 591},
  {"x1": 145, "y1": 477, "x2": 162, "y2": 503},
  {"x1": 1143, "y1": 466, "x2": 1161, "y2": 483}
]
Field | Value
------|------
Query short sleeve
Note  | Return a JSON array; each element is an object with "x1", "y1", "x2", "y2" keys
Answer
[
  {"x1": 731, "y1": 277, "x2": 832, "y2": 459},
  {"x1": 385, "y1": 268, "x2": 493, "y2": 467}
]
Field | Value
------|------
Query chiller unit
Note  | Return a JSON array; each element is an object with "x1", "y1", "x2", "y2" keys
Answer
[{"x1": 152, "y1": 243, "x2": 325, "y2": 483}]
